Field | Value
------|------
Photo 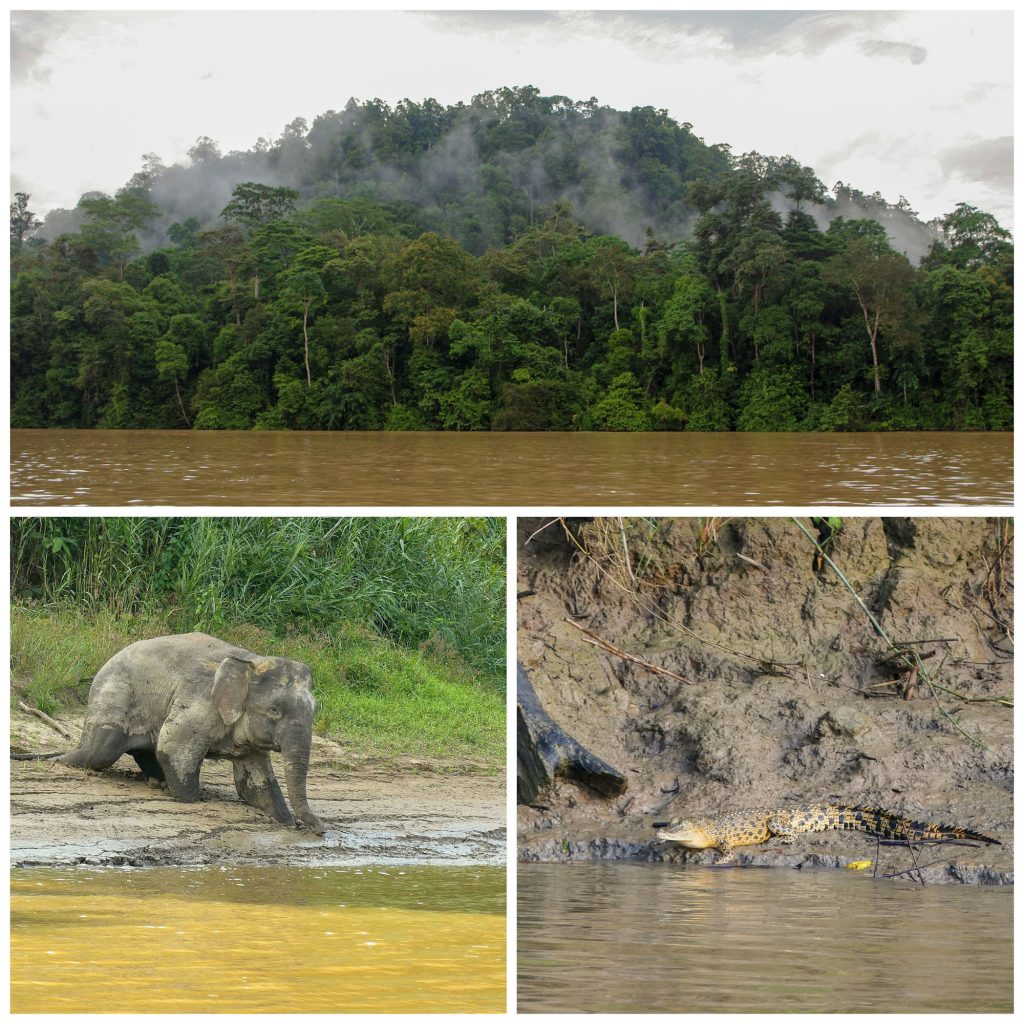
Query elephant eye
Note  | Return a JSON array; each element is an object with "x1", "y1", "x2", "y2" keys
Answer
[{"x1": 267, "y1": 705, "x2": 282, "y2": 719}]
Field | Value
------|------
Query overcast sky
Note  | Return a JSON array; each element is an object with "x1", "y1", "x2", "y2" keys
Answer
[{"x1": 10, "y1": 9, "x2": 1014, "y2": 229}]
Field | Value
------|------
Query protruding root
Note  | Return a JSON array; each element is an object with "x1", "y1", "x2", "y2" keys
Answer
[{"x1": 517, "y1": 663, "x2": 628, "y2": 805}]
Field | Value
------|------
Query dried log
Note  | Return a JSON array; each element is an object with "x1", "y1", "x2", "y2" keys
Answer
[
  {"x1": 16, "y1": 700, "x2": 73, "y2": 739},
  {"x1": 517, "y1": 663, "x2": 627, "y2": 805}
]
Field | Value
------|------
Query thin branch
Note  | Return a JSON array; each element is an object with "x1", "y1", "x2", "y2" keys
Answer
[
  {"x1": 618, "y1": 517, "x2": 637, "y2": 588},
  {"x1": 791, "y1": 517, "x2": 991, "y2": 749},
  {"x1": 565, "y1": 617, "x2": 695, "y2": 685},
  {"x1": 559, "y1": 518, "x2": 783, "y2": 670},
  {"x1": 524, "y1": 518, "x2": 565, "y2": 547}
]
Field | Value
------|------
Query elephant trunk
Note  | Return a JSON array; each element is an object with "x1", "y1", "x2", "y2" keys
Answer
[{"x1": 280, "y1": 720, "x2": 326, "y2": 834}]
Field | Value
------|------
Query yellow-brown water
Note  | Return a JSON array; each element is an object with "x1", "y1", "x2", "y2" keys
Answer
[
  {"x1": 518, "y1": 863, "x2": 1012, "y2": 1013},
  {"x1": 11, "y1": 865, "x2": 505, "y2": 1013},
  {"x1": 10, "y1": 428, "x2": 1013, "y2": 505}
]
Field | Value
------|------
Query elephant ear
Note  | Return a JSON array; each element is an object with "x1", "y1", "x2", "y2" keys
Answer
[{"x1": 212, "y1": 655, "x2": 255, "y2": 726}]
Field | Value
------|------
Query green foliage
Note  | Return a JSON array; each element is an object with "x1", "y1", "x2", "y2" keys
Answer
[
  {"x1": 587, "y1": 372, "x2": 650, "y2": 431},
  {"x1": 683, "y1": 370, "x2": 731, "y2": 431},
  {"x1": 9, "y1": 88, "x2": 1013, "y2": 433},
  {"x1": 11, "y1": 608, "x2": 504, "y2": 766},
  {"x1": 221, "y1": 182, "x2": 300, "y2": 228},
  {"x1": 816, "y1": 383, "x2": 864, "y2": 432},
  {"x1": 736, "y1": 367, "x2": 807, "y2": 431},
  {"x1": 11, "y1": 517, "x2": 504, "y2": 693}
]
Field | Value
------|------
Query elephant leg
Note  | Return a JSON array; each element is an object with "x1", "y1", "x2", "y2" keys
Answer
[
  {"x1": 233, "y1": 753, "x2": 295, "y2": 825},
  {"x1": 155, "y1": 722, "x2": 205, "y2": 802},
  {"x1": 131, "y1": 749, "x2": 166, "y2": 782},
  {"x1": 57, "y1": 725, "x2": 131, "y2": 771}
]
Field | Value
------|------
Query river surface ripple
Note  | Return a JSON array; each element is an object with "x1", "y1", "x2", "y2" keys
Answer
[
  {"x1": 11, "y1": 864, "x2": 506, "y2": 1013},
  {"x1": 518, "y1": 862, "x2": 1012, "y2": 1013},
  {"x1": 10, "y1": 429, "x2": 1013, "y2": 506}
]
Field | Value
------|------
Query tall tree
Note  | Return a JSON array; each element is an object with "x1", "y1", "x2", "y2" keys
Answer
[
  {"x1": 10, "y1": 192, "x2": 40, "y2": 254},
  {"x1": 822, "y1": 239, "x2": 917, "y2": 396},
  {"x1": 78, "y1": 191, "x2": 160, "y2": 280},
  {"x1": 221, "y1": 182, "x2": 300, "y2": 230}
]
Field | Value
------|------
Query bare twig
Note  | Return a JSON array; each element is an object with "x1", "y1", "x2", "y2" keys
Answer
[
  {"x1": 16, "y1": 700, "x2": 73, "y2": 740},
  {"x1": 976, "y1": 523, "x2": 1012, "y2": 594},
  {"x1": 523, "y1": 518, "x2": 564, "y2": 547},
  {"x1": 735, "y1": 552, "x2": 769, "y2": 572},
  {"x1": 559, "y1": 518, "x2": 786, "y2": 671},
  {"x1": 791, "y1": 517, "x2": 993, "y2": 749},
  {"x1": 565, "y1": 617, "x2": 695, "y2": 685},
  {"x1": 618, "y1": 517, "x2": 637, "y2": 588}
]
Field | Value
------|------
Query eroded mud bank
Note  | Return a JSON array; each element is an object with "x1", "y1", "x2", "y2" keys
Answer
[
  {"x1": 11, "y1": 715, "x2": 505, "y2": 868},
  {"x1": 517, "y1": 517, "x2": 1013, "y2": 884}
]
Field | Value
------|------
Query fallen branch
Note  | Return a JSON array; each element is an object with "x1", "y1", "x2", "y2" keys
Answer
[
  {"x1": 16, "y1": 700, "x2": 73, "y2": 740},
  {"x1": 564, "y1": 618, "x2": 695, "y2": 685}
]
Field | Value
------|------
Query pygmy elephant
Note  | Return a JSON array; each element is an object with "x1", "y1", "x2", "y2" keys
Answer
[{"x1": 54, "y1": 633, "x2": 325, "y2": 833}]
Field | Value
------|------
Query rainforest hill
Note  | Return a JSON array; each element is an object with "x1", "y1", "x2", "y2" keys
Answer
[{"x1": 10, "y1": 86, "x2": 1014, "y2": 432}]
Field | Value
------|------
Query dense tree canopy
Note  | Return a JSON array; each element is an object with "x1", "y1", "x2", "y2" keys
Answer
[{"x1": 10, "y1": 88, "x2": 1013, "y2": 432}]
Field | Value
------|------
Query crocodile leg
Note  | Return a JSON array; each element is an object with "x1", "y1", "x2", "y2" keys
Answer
[
  {"x1": 713, "y1": 840, "x2": 736, "y2": 864},
  {"x1": 767, "y1": 817, "x2": 798, "y2": 844}
]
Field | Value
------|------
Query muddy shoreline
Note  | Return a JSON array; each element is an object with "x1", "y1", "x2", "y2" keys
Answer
[
  {"x1": 517, "y1": 517, "x2": 1013, "y2": 885},
  {"x1": 11, "y1": 712, "x2": 505, "y2": 869}
]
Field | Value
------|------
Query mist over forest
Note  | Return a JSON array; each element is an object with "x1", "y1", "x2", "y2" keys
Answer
[
  {"x1": 11, "y1": 86, "x2": 1013, "y2": 433},
  {"x1": 36, "y1": 86, "x2": 940, "y2": 261}
]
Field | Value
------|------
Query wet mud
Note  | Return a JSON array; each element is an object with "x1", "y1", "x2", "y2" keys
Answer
[
  {"x1": 11, "y1": 713, "x2": 505, "y2": 868},
  {"x1": 517, "y1": 517, "x2": 1013, "y2": 884}
]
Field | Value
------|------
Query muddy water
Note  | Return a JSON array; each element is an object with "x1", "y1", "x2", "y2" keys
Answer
[
  {"x1": 11, "y1": 864, "x2": 505, "y2": 1013},
  {"x1": 518, "y1": 863, "x2": 1012, "y2": 1013},
  {"x1": 10, "y1": 428, "x2": 1013, "y2": 505}
]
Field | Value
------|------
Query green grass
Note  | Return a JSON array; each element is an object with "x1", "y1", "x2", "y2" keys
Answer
[
  {"x1": 10, "y1": 516, "x2": 506, "y2": 678},
  {"x1": 10, "y1": 607, "x2": 505, "y2": 771}
]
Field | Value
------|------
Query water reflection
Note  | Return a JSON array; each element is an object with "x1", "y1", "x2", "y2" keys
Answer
[
  {"x1": 518, "y1": 863, "x2": 1012, "y2": 1013},
  {"x1": 11, "y1": 865, "x2": 505, "y2": 1013},
  {"x1": 10, "y1": 429, "x2": 1014, "y2": 506}
]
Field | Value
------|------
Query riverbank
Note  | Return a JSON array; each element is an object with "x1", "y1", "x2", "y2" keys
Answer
[
  {"x1": 517, "y1": 517, "x2": 1013, "y2": 885},
  {"x1": 11, "y1": 706, "x2": 505, "y2": 868}
]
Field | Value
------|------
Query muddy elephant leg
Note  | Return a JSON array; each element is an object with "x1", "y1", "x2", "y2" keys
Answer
[
  {"x1": 131, "y1": 749, "x2": 166, "y2": 782},
  {"x1": 233, "y1": 753, "x2": 295, "y2": 825},
  {"x1": 155, "y1": 722, "x2": 205, "y2": 802},
  {"x1": 57, "y1": 725, "x2": 131, "y2": 770}
]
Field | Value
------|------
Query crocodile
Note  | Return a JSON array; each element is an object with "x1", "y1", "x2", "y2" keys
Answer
[{"x1": 656, "y1": 804, "x2": 1001, "y2": 864}]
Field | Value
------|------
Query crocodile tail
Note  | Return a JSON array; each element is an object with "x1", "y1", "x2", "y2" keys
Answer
[{"x1": 840, "y1": 805, "x2": 1001, "y2": 845}]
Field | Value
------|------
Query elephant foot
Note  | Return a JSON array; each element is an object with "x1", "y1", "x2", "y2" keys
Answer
[{"x1": 298, "y1": 811, "x2": 327, "y2": 835}]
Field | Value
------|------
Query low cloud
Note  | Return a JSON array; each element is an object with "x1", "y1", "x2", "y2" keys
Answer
[
  {"x1": 421, "y1": 10, "x2": 900, "y2": 61},
  {"x1": 860, "y1": 39, "x2": 928, "y2": 65},
  {"x1": 10, "y1": 11, "x2": 68, "y2": 83},
  {"x1": 940, "y1": 136, "x2": 1013, "y2": 189}
]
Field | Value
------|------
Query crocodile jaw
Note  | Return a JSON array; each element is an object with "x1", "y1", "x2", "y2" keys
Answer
[{"x1": 657, "y1": 822, "x2": 715, "y2": 848}]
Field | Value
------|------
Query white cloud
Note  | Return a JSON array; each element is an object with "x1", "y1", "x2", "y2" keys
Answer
[{"x1": 9, "y1": 9, "x2": 1013, "y2": 228}]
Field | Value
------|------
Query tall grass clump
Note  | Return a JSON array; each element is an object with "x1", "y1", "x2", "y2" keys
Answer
[{"x1": 11, "y1": 517, "x2": 505, "y2": 682}]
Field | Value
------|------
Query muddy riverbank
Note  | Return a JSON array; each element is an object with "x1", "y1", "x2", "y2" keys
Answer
[
  {"x1": 11, "y1": 711, "x2": 505, "y2": 868},
  {"x1": 517, "y1": 517, "x2": 1013, "y2": 884}
]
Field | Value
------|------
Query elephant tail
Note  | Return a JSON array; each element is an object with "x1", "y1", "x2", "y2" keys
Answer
[{"x1": 11, "y1": 751, "x2": 64, "y2": 760}]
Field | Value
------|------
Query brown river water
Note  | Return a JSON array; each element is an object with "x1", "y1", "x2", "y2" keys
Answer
[
  {"x1": 518, "y1": 863, "x2": 1012, "y2": 1013},
  {"x1": 11, "y1": 864, "x2": 506, "y2": 1013},
  {"x1": 10, "y1": 428, "x2": 1013, "y2": 506}
]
